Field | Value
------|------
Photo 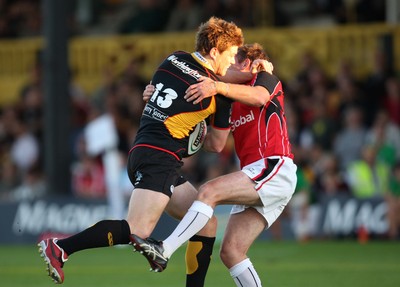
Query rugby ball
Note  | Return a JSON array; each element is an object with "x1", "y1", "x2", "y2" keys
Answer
[{"x1": 187, "y1": 120, "x2": 207, "y2": 156}]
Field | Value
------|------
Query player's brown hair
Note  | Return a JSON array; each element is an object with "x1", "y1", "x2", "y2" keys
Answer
[
  {"x1": 236, "y1": 43, "x2": 269, "y2": 64},
  {"x1": 195, "y1": 17, "x2": 244, "y2": 55}
]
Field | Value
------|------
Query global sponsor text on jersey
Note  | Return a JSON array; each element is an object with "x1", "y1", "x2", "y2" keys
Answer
[{"x1": 231, "y1": 110, "x2": 255, "y2": 132}]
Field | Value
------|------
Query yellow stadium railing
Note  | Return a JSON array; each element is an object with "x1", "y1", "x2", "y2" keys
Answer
[{"x1": 0, "y1": 23, "x2": 399, "y2": 106}]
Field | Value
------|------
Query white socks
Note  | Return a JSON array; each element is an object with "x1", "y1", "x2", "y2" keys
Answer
[
  {"x1": 162, "y1": 201, "x2": 214, "y2": 258},
  {"x1": 230, "y1": 258, "x2": 262, "y2": 287}
]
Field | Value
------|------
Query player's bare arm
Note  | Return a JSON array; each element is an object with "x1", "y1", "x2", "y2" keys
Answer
[
  {"x1": 202, "y1": 127, "x2": 230, "y2": 153},
  {"x1": 185, "y1": 76, "x2": 271, "y2": 107},
  {"x1": 185, "y1": 59, "x2": 273, "y2": 105},
  {"x1": 221, "y1": 59, "x2": 274, "y2": 83}
]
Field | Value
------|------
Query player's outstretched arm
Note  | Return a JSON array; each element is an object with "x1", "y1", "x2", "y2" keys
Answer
[
  {"x1": 215, "y1": 81, "x2": 270, "y2": 107},
  {"x1": 185, "y1": 75, "x2": 270, "y2": 107},
  {"x1": 220, "y1": 59, "x2": 274, "y2": 84},
  {"x1": 185, "y1": 59, "x2": 273, "y2": 105}
]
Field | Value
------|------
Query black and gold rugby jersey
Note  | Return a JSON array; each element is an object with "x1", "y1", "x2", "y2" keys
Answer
[{"x1": 132, "y1": 51, "x2": 232, "y2": 159}]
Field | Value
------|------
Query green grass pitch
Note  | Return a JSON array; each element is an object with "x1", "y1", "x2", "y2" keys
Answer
[{"x1": 1, "y1": 240, "x2": 399, "y2": 287}]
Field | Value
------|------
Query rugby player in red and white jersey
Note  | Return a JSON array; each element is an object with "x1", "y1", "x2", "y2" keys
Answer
[{"x1": 138, "y1": 43, "x2": 297, "y2": 287}]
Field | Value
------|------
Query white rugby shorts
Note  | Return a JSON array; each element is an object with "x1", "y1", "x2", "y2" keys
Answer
[{"x1": 231, "y1": 156, "x2": 297, "y2": 228}]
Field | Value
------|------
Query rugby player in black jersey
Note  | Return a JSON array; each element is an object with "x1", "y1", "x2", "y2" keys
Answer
[{"x1": 38, "y1": 16, "x2": 243, "y2": 286}]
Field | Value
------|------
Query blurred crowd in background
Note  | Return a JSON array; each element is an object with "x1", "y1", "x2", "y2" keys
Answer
[
  {"x1": 0, "y1": 0, "x2": 399, "y2": 240},
  {"x1": 0, "y1": 0, "x2": 387, "y2": 38}
]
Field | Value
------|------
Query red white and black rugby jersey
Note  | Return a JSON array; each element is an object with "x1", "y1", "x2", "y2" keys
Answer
[
  {"x1": 231, "y1": 72, "x2": 294, "y2": 168},
  {"x1": 133, "y1": 51, "x2": 232, "y2": 159}
]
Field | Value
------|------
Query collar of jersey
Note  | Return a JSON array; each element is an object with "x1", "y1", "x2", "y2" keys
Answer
[{"x1": 192, "y1": 52, "x2": 214, "y2": 72}]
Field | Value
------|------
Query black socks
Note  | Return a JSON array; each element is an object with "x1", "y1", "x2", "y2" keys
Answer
[
  {"x1": 57, "y1": 219, "x2": 131, "y2": 256},
  {"x1": 185, "y1": 235, "x2": 216, "y2": 287}
]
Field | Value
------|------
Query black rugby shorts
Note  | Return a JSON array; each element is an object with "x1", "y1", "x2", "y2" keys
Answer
[{"x1": 127, "y1": 146, "x2": 187, "y2": 197}]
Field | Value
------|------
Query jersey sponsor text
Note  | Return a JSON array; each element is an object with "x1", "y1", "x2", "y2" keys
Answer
[
  {"x1": 143, "y1": 104, "x2": 169, "y2": 122},
  {"x1": 231, "y1": 110, "x2": 255, "y2": 132},
  {"x1": 168, "y1": 55, "x2": 202, "y2": 80}
]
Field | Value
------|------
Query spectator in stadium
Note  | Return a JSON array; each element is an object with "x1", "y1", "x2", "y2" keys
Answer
[
  {"x1": 0, "y1": 104, "x2": 44, "y2": 201},
  {"x1": 304, "y1": 97, "x2": 338, "y2": 151},
  {"x1": 386, "y1": 161, "x2": 400, "y2": 239},
  {"x1": 333, "y1": 105, "x2": 368, "y2": 172},
  {"x1": 333, "y1": 67, "x2": 366, "y2": 121},
  {"x1": 362, "y1": 50, "x2": 394, "y2": 126},
  {"x1": 289, "y1": 160, "x2": 313, "y2": 242},
  {"x1": 365, "y1": 109, "x2": 400, "y2": 167},
  {"x1": 19, "y1": 85, "x2": 43, "y2": 141},
  {"x1": 312, "y1": 151, "x2": 349, "y2": 197},
  {"x1": 71, "y1": 142, "x2": 106, "y2": 199},
  {"x1": 0, "y1": 107, "x2": 18, "y2": 198},
  {"x1": 346, "y1": 144, "x2": 390, "y2": 199},
  {"x1": 10, "y1": 163, "x2": 45, "y2": 201},
  {"x1": 135, "y1": 43, "x2": 296, "y2": 287},
  {"x1": 381, "y1": 77, "x2": 400, "y2": 126},
  {"x1": 8, "y1": 110, "x2": 40, "y2": 180},
  {"x1": 287, "y1": 51, "x2": 320, "y2": 99},
  {"x1": 37, "y1": 16, "x2": 244, "y2": 286}
]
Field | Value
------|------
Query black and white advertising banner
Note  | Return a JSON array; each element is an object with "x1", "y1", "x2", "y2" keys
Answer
[
  {"x1": 0, "y1": 197, "x2": 179, "y2": 244},
  {"x1": 318, "y1": 194, "x2": 388, "y2": 237},
  {"x1": 0, "y1": 195, "x2": 389, "y2": 244},
  {"x1": 0, "y1": 197, "x2": 109, "y2": 244}
]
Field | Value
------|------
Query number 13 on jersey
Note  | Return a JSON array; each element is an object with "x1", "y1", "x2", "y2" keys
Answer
[{"x1": 150, "y1": 83, "x2": 178, "y2": 109}]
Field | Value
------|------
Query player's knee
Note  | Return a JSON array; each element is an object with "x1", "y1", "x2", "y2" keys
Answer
[
  {"x1": 197, "y1": 183, "x2": 218, "y2": 205},
  {"x1": 220, "y1": 242, "x2": 244, "y2": 267}
]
